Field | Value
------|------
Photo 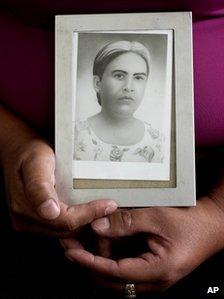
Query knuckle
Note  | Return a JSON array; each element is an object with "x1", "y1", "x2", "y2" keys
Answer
[
  {"x1": 26, "y1": 180, "x2": 49, "y2": 191},
  {"x1": 87, "y1": 199, "x2": 109, "y2": 219},
  {"x1": 26, "y1": 180, "x2": 52, "y2": 198},
  {"x1": 22, "y1": 151, "x2": 40, "y2": 168},
  {"x1": 119, "y1": 210, "x2": 133, "y2": 231},
  {"x1": 87, "y1": 201, "x2": 98, "y2": 219},
  {"x1": 63, "y1": 206, "x2": 79, "y2": 232},
  {"x1": 65, "y1": 220, "x2": 78, "y2": 232},
  {"x1": 25, "y1": 142, "x2": 54, "y2": 159}
]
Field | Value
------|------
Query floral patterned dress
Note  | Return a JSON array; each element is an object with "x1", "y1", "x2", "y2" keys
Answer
[{"x1": 74, "y1": 120, "x2": 163, "y2": 163}]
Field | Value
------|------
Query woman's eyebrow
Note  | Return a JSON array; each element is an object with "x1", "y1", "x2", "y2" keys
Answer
[
  {"x1": 112, "y1": 70, "x2": 127, "y2": 74},
  {"x1": 112, "y1": 70, "x2": 147, "y2": 76},
  {"x1": 134, "y1": 72, "x2": 147, "y2": 76}
]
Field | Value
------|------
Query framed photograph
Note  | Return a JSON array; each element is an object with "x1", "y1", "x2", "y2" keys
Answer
[{"x1": 55, "y1": 12, "x2": 195, "y2": 207}]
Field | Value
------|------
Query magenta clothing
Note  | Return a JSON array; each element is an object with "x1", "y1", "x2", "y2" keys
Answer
[{"x1": 1, "y1": 1, "x2": 224, "y2": 147}]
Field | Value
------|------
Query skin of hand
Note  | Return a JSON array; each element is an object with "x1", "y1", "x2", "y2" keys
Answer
[
  {"x1": 61, "y1": 192, "x2": 224, "y2": 294},
  {"x1": 0, "y1": 106, "x2": 118, "y2": 237}
]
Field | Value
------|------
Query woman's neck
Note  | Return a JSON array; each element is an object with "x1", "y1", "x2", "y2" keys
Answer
[
  {"x1": 88, "y1": 112, "x2": 145, "y2": 145},
  {"x1": 99, "y1": 110, "x2": 135, "y2": 128}
]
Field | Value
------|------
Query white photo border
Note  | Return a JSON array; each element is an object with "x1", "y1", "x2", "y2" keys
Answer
[{"x1": 55, "y1": 12, "x2": 196, "y2": 207}]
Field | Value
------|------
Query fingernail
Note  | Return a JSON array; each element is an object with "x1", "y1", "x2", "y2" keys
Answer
[
  {"x1": 104, "y1": 202, "x2": 118, "y2": 215},
  {"x1": 37, "y1": 199, "x2": 60, "y2": 219},
  {"x1": 92, "y1": 217, "x2": 110, "y2": 232}
]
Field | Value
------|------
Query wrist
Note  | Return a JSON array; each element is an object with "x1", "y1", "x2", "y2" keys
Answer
[
  {"x1": 0, "y1": 105, "x2": 37, "y2": 166},
  {"x1": 198, "y1": 195, "x2": 224, "y2": 251}
]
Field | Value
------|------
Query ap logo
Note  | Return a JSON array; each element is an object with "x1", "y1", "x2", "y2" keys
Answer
[{"x1": 207, "y1": 287, "x2": 220, "y2": 294}]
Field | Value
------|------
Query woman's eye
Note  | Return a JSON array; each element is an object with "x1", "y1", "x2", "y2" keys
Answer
[
  {"x1": 134, "y1": 75, "x2": 146, "y2": 81},
  {"x1": 114, "y1": 73, "x2": 124, "y2": 80}
]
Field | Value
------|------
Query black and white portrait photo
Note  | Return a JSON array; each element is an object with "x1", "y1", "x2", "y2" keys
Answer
[{"x1": 72, "y1": 31, "x2": 172, "y2": 181}]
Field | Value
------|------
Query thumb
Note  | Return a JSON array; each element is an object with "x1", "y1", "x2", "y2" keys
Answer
[
  {"x1": 22, "y1": 150, "x2": 60, "y2": 220},
  {"x1": 92, "y1": 208, "x2": 156, "y2": 237}
]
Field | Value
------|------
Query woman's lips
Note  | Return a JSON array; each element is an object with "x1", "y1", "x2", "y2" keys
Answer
[{"x1": 118, "y1": 96, "x2": 134, "y2": 101}]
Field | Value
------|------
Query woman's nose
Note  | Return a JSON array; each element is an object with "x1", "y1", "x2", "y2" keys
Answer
[{"x1": 123, "y1": 77, "x2": 134, "y2": 92}]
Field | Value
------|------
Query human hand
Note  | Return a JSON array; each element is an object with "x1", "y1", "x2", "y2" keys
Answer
[
  {"x1": 1, "y1": 137, "x2": 117, "y2": 237},
  {"x1": 61, "y1": 197, "x2": 224, "y2": 294}
]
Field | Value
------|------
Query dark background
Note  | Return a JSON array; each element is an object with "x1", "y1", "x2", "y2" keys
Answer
[{"x1": 1, "y1": 149, "x2": 224, "y2": 299}]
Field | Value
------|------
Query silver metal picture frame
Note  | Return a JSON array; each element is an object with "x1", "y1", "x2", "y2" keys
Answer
[{"x1": 55, "y1": 12, "x2": 195, "y2": 207}]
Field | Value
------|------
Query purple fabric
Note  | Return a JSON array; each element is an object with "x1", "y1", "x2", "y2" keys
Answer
[
  {"x1": 194, "y1": 18, "x2": 224, "y2": 147},
  {"x1": 0, "y1": 15, "x2": 54, "y2": 132},
  {"x1": 0, "y1": 1, "x2": 224, "y2": 147}
]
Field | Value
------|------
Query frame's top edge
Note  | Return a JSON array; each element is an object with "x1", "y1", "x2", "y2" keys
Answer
[{"x1": 55, "y1": 11, "x2": 192, "y2": 19}]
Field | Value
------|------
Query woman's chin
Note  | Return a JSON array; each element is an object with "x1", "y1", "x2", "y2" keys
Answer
[{"x1": 113, "y1": 110, "x2": 135, "y2": 119}]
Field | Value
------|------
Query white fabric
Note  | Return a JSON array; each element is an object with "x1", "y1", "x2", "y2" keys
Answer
[{"x1": 74, "y1": 120, "x2": 163, "y2": 163}]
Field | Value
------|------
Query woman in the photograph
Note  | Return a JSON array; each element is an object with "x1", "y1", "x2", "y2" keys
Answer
[{"x1": 74, "y1": 41, "x2": 163, "y2": 163}]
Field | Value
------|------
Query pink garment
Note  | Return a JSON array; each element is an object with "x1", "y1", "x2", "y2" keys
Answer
[
  {"x1": 0, "y1": 1, "x2": 224, "y2": 147},
  {"x1": 193, "y1": 18, "x2": 224, "y2": 146},
  {"x1": 0, "y1": 15, "x2": 54, "y2": 133}
]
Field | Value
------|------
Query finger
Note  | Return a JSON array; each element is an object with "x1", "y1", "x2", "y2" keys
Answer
[
  {"x1": 91, "y1": 208, "x2": 161, "y2": 237},
  {"x1": 64, "y1": 248, "x2": 164, "y2": 282},
  {"x1": 10, "y1": 192, "x2": 118, "y2": 236},
  {"x1": 60, "y1": 239, "x2": 165, "y2": 292},
  {"x1": 93, "y1": 275, "x2": 167, "y2": 294},
  {"x1": 21, "y1": 148, "x2": 60, "y2": 220},
  {"x1": 96, "y1": 237, "x2": 112, "y2": 258},
  {"x1": 10, "y1": 211, "x2": 76, "y2": 238},
  {"x1": 22, "y1": 149, "x2": 118, "y2": 225},
  {"x1": 51, "y1": 199, "x2": 118, "y2": 233},
  {"x1": 7, "y1": 178, "x2": 60, "y2": 229},
  {"x1": 59, "y1": 238, "x2": 84, "y2": 250}
]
